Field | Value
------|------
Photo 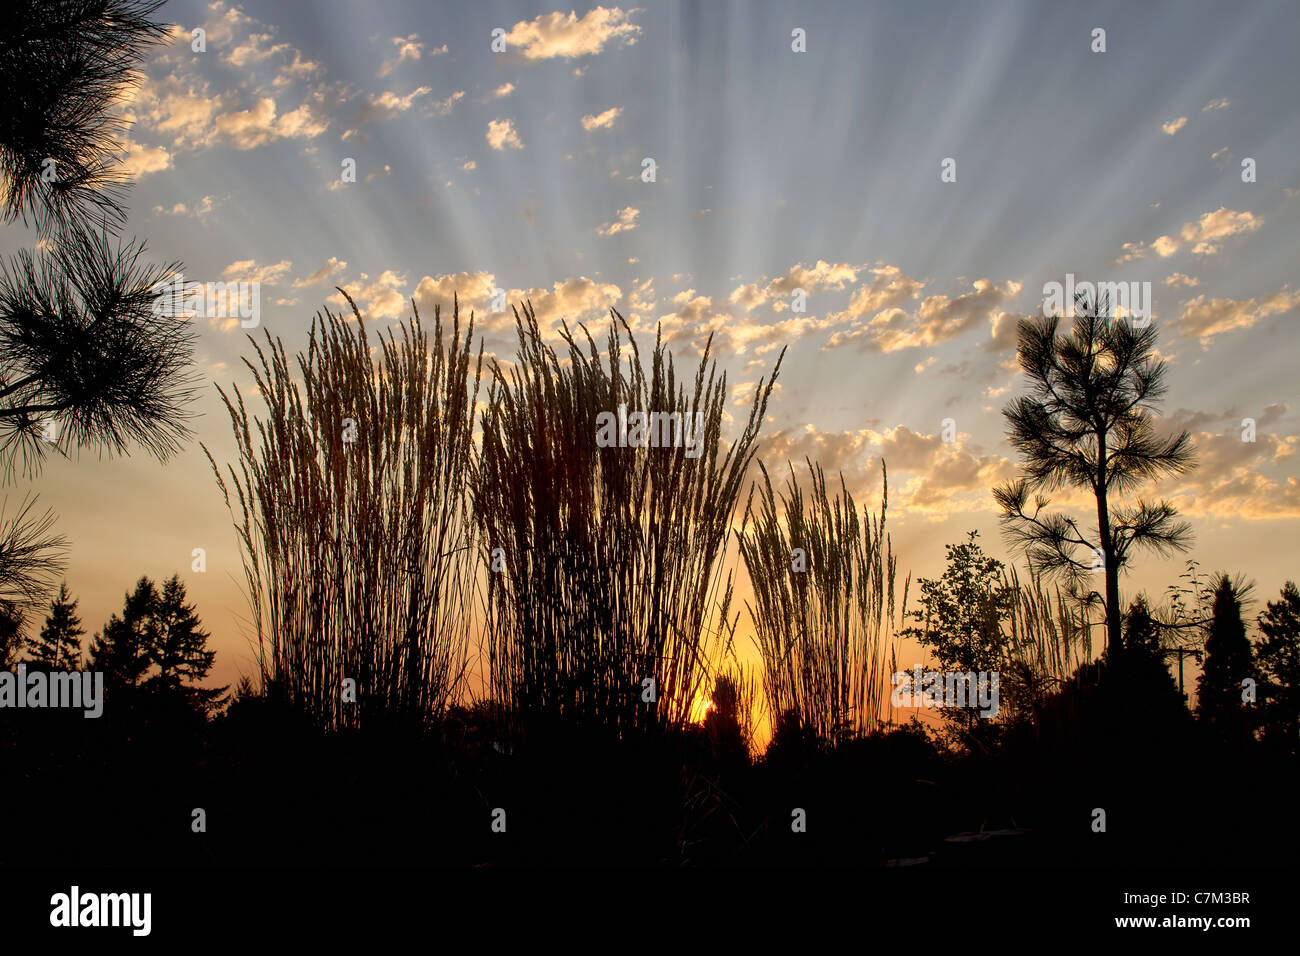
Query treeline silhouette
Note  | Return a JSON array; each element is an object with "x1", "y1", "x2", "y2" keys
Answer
[
  {"x1": 0, "y1": 0, "x2": 1295, "y2": 870},
  {"x1": 3, "y1": 295, "x2": 1297, "y2": 869}
]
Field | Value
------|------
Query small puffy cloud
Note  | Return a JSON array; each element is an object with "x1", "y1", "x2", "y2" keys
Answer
[
  {"x1": 1202, "y1": 97, "x2": 1231, "y2": 112},
  {"x1": 597, "y1": 206, "x2": 638, "y2": 236},
  {"x1": 412, "y1": 271, "x2": 499, "y2": 318},
  {"x1": 119, "y1": 141, "x2": 172, "y2": 178},
  {"x1": 203, "y1": 1, "x2": 255, "y2": 48},
  {"x1": 392, "y1": 33, "x2": 423, "y2": 62},
  {"x1": 1174, "y1": 287, "x2": 1300, "y2": 346},
  {"x1": 462, "y1": 159, "x2": 477, "y2": 171},
  {"x1": 222, "y1": 259, "x2": 293, "y2": 286},
  {"x1": 581, "y1": 106, "x2": 623, "y2": 130},
  {"x1": 378, "y1": 34, "x2": 441, "y2": 77},
  {"x1": 1165, "y1": 272, "x2": 1199, "y2": 288},
  {"x1": 328, "y1": 270, "x2": 409, "y2": 320},
  {"x1": 225, "y1": 31, "x2": 289, "y2": 68},
  {"x1": 272, "y1": 51, "x2": 322, "y2": 87},
  {"x1": 428, "y1": 91, "x2": 465, "y2": 116},
  {"x1": 492, "y1": 82, "x2": 516, "y2": 99},
  {"x1": 152, "y1": 195, "x2": 218, "y2": 221},
  {"x1": 503, "y1": 7, "x2": 642, "y2": 60},
  {"x1": 293, "y1": 257, "x2": 348, "y2": 288},
  {"x1": 357, "y1": 86, "x2": 432, "y2": 124},
  {"x1": 1162, "y1": 116, "x2": 1188, "y2": 135},
  {"x1": 487, "y1": 118, "x2": 524, "y2": 150},
  {"x1": 833, "y1": 264, "x2": 925, "y2": 319},
  {"x1": 1117, "y1": 206, "x2": 1262, "y2": 261}
]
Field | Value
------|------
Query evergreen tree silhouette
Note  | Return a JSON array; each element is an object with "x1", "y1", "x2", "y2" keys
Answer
[
  {"x1": 993, "y1": 296, "x2": 1195, "y2": 668},
  {"x1": 146, "y1": 574, "x2": 225, "y2": 714},
  {"x1": 88, "y1": 576, "x2": 156, "y2": 689},
  {"x1": 26, "y1": 580, "x2": 83, "y2": 668},
  {"x1": 1255, "y1": 581, "x2": 1300, "y2": 753},
  {"x1": 1196, "y1": 574, "x2": 1256, "y2": 744}
]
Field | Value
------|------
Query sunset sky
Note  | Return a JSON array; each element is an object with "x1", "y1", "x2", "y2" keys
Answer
[{"x1": 4, "y1": 0, "x2": 1298, "y2": 719}]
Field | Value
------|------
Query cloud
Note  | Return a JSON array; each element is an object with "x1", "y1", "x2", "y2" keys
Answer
[
  {"x1": 756, "y1": 423, "x2": 1015, "y2": 516},
  {"x1": 834, "y1": 264, "x2": 926, "y2": 319},
  {"x1": 597, "y1": 205, "x2": 638, "y2": 236},
  {"x1": 152, "y1": 195, "x2": 218, "y2": 221},
  {"x1": 328, "y1": 270, "x2": 409, "y2": 320},
  {"x1": 462, "y1": 159, "x2": 477, "y2": 171},
  {"x1": 1162, "y1": 116, "x2": 1188, "y2": 135},
  {"x1": 1151, "y1": 417, "x2": 1300, "y2": 520},
  {"x1": 1164, "y1": 273, "x2": 1200, "y2": 288},
  {"x1": 118, "y1": 140, "x2": 172, "y2": 178},
  {"x1": 581, "y1": 106, "x2": 623, "y2": 130},
  {"x1": 357, "y1": 87, "x2": 432, "y2": 124},
  {"x1": 491, "y1": 82, "x2": 516, "y2": 99},
  {"x1": 225, "y1": 31, "x2": 289, "y2": 68},
  {"x1": 1202, "y1": 97, "x2": 1231, "y2": 112},
  {"x1": 222, "y1": 259, "x2": 293, "y2": 286},
  {"x1": 487, "y1": 118, "x2": 524, "y2": 150},
  {"x1": 1173, "y1": 287, "x2": 1300, "y2": 346},
  {"x1": 729, "y1": 260, "x2": 864, "y2": 313},
  {"x1": 428, "y1": 91, "x2": 465, "y2": 116},
  {"x1": 293, "y1": 257, "x2": 348, "y2": 288},
  {"x1": 272, "y1": 51, "x2": 322, "y2": 87},
  {"x1": 1117, "y1": 206, "x2": 1262, "y2": 261},
  {"x1": 824, "y1": 279, "x2": 1022, "y2": 353},
  {"x1": 411, "y1": 273, "x2": 622, "y2": 343},
  {"x1": 203, "y1": 1, "x2": 255, "y2": 48},
  {"x1": 503, "y1": 7, "x2": 642, "y2": 60}
]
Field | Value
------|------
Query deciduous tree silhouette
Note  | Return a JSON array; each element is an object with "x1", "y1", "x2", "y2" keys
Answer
[
  {"x1": 993, "y1": 295, "x2": 1195, "y2": 667},
  {"x1": 902, "y1": 530, "x2": 1015, "y2": 744},
  {"x1": 26, "y1": 579, "x2": 83, "y2": 668}
]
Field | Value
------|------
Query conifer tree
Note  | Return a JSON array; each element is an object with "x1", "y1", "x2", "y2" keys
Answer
[
  {"x1": 1196, "y1": 574, "x2": 1256, "y2": 743},
  {"x1": 1255, "y1": 581, "x2": 1300, "y2": 752},
  {"x1": 27, "y1": 580, "x2": 83, "y2": 667},
  {"x1": 994, "y1": 296, "x2": 1195, "y2": 668}
]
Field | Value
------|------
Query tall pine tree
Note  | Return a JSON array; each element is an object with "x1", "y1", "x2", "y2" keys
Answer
[
  {"x1": 1196, "y1": 574, "x2": 1256, "y2": 744},
  {"x1": 27, "y1": 581, "x2": 84, "y2": 668}
]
